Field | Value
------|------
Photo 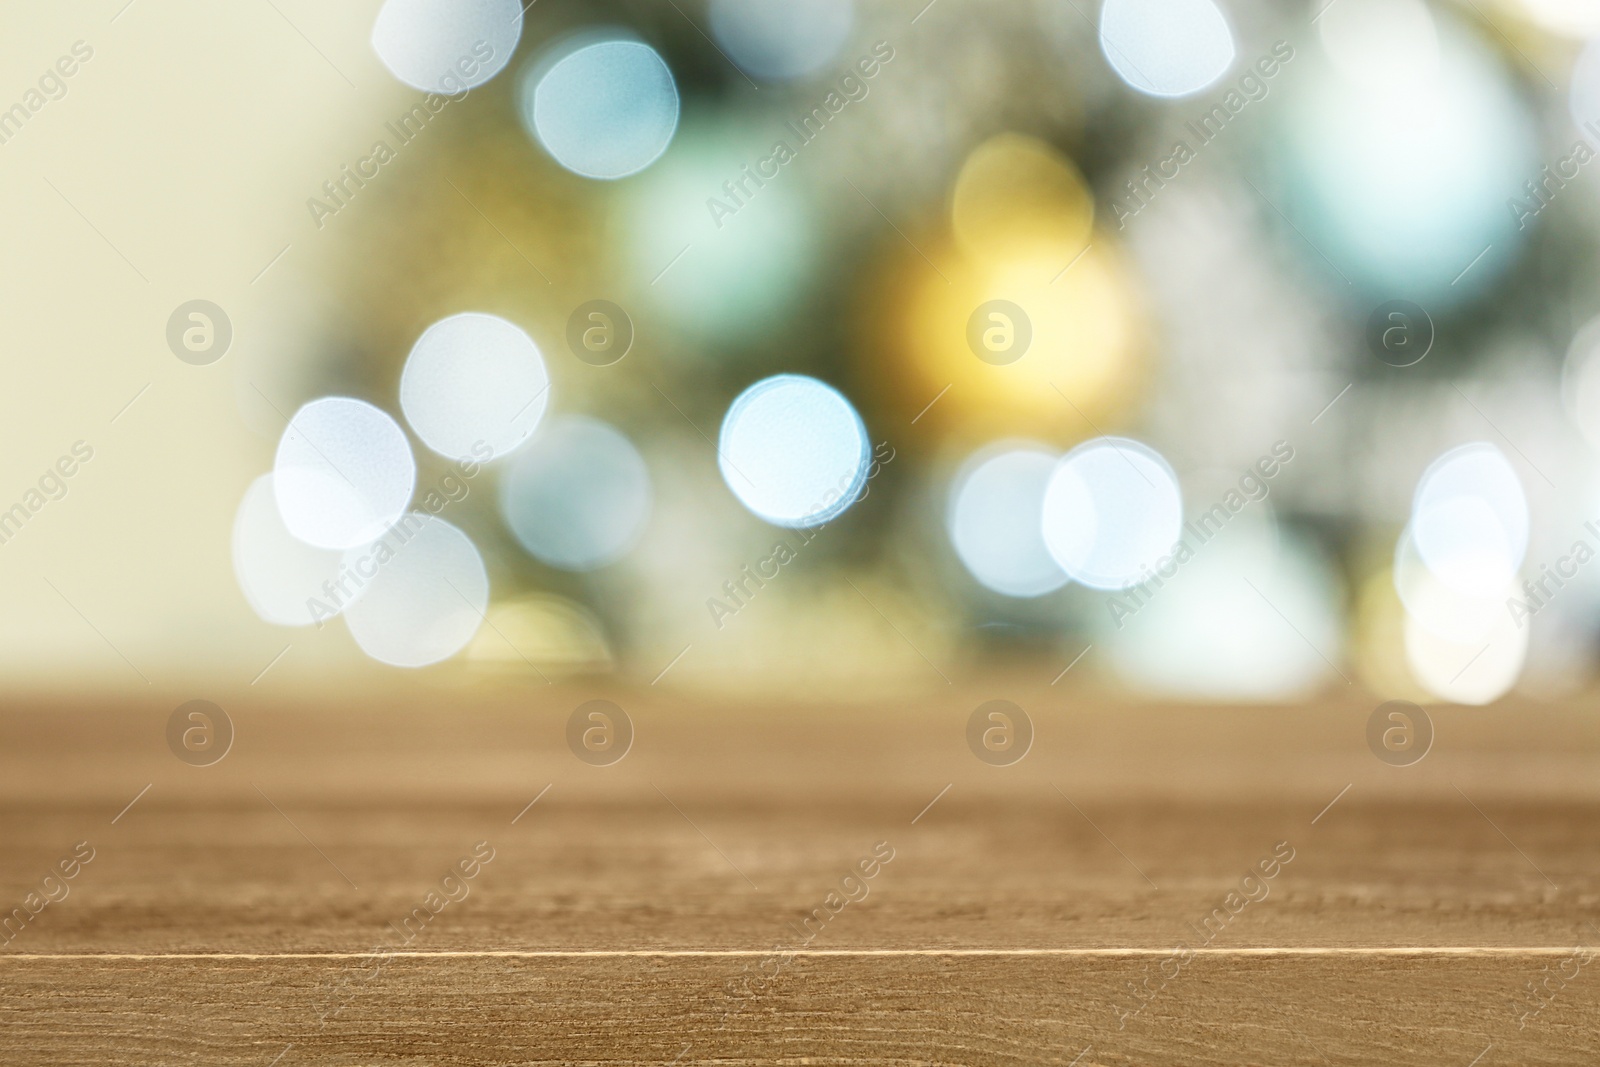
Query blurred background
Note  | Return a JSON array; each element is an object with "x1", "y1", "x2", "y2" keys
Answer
[{"x1": 5, "y1": 0, "x2": 1600, "y2": 709}]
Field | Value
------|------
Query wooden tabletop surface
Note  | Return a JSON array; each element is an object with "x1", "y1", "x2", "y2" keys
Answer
[{"x1": 2, "y1": 680, "x2": 1597, "y2": 1064}]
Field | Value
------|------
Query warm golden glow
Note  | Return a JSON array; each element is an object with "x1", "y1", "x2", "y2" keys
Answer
[
  {"x1": 865, "y1": 134, "x2": 1145, "y2": 444},
  {"x1": 889, "y1": 238, "x2": 1146, "y2": 442},
  {"x1": 950, "y1": 133, "x2": 1094, "y2": 267},
  {"x1": 466, "y1": 594, "x2": 614, "y2": 675},
  {"x1": 1351, "y1": 566, "x2": 1431, "y2": 703}
]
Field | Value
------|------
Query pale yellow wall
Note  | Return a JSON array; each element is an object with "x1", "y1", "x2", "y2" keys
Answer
[{"x1": 0, "y1": 1, "x2": 414, "y2": 692}]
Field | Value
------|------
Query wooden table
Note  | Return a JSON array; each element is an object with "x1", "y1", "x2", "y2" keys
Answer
[{"x1": 2, "y1": 682, "x2": 1596, "y2": 1064}]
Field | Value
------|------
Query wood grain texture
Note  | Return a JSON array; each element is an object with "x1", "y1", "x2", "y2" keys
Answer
[
  {"x1": 1, "y1": 684, "x2": 1597, "y2": 1062},
  {"x1": 3, "y1": 954, "x2": 1596, "y2": 1065}
]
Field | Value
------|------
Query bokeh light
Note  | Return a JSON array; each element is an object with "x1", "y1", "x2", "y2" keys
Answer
[
  {"x1": 877, "y1": 132, "x2": 1142, "y2": 439},
  {"x1": 1041, "y1": 437, "x2": 1182, "y2": 591},
  {"x1": 1394, "y1": 440, "x2": 1534, "y2": 703},
  {"x1": 1102, "y1": 517, "x2": 1343, "y2": 701},
  {"x1": 370, "y1": 0, "x2": 522, "y2": 93},
  {"x1": 1515, "y1": 0, "x2": 1600, "y2": 39},
  {"x1": 340, "y1": 513, "x2": 488, "y2": 668},
  {"x1": 888, "y1": 236, "x2": 1145, "y2": 440},
  {"x1": 1409, "y1": 442, "x2": 1528, "y2": 597},
  {"x1": 1098, "y1": 0, "x2": 1235, "y2": 98},
  {"x1": 1352, "y1": 566, "x2": 1433, "y2": 702},
  {"x1": 232, "y1": 474, "x2": 343, "y2": 628},
  {"x1": 947, "y1": 443, "x2": 1069, "y2": 598},
  {"x1": 707, "y1": 0, "x2": 854, "y2": 81},
  {"x1": 1405, "y1": 600, "x2": 1528, "y2": 705},
  {"x1": 719, "y1": 375, "x2": 870, "y2": 529},
  {"x1": 55, "y1": 0, "x2": 1593, "y2": 714},
  {"x1": 523, "y1": 38, "x2": 679, "y2": 180},
  {"x1": 1317, "y1": 0, "x2": 1439, "y2": 95},
  {"x1": 950, "y1": 133, "x2": 1093, "y2": 266},
  {"x1": 465, "y1": 593, "x2": 615, "y2": 674},
  {"x1": 399, "y1": 312, "x2": 550, "y2": 462},
  {"x1": 1392, "y1": 524, "x2": 1510, "y2": 644},
  {"x1": 623, "y1": 120, "x2": 816, "y2": 344},
  {"x1": 1278, "y1": 13, "x2": 1535, "y2": 300},
  {"x1": 500, "y1": 415, "x2": 653, "y2": 571},
  {"x1": 273, "y1": 397, "x2": 416, "y2": 551}
]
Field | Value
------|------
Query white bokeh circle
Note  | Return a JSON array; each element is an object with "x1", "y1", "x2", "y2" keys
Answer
[
  {"x1": 232, "y1": 473, "x2": 344, "y2": 627},
  {"x1": 1405, "y1": 602, "x2": 1527, "y2": 705},
  {"x1": 1409, "y1": 442, "x2": 1527, "y2": 597},
  {"x1": 371, "y1": 0, "x2": 522, "y2": 93},
  {"x1": 524, "y1": 39, "x2": 680, "y2": 180},
  {"x1": 708, "y1": 0, "x2": 854, "y2": 81},
  {"x1": 1099, "y1": 0, "x2": 1235, "y2": 97},
  {"x1": 274, "y1": 397, "x2": 416, "y2": 551},
  {"x1": 718, "y1": 374, "x2": 871, "y2": 529},
  {"x1": 500, "y1": 416, "x2": 653, "y2": 571},
  {"x1": 948, "y1": 444, "x2": 1069, "y2": 598},
  {"x1": 1041, "y1": 437, "x2": 1183, "y2": 591},
  {"x1": 341, "y1": 514, "x2": 488, "y2": 668},
  {"x1": 399, "y1": 312, "x2": 550, "y2": 462}
]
